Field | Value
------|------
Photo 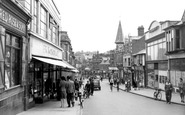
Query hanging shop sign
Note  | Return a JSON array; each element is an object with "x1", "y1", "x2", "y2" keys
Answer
[{"x1": 0, "y1": 8, "x2": 26, "y2": 33}]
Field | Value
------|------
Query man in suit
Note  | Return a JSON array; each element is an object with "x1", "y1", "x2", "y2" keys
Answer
[{"x1": 66, "y1": 76, "x2": 75, "y2": 107}]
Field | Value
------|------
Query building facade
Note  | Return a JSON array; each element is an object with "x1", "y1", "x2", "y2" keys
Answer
[
  {"x1": 132, "y1": 33, "x2": 146, "y2": 87},
  {"x1": 17, "y1": 0, "x2": 75, "y2": 108},
  {"x1": 0, "y1": 0, "x2": 31, "y2": 115},
  {"x1": 165, "y1": 11, "x2": 185, "y2": 92},
  {"x1": 60, "y1": 31, "x2": 77, "y2": 79},
  {"x1": 145, "y1": 20, "x2": 179, "y2": 90}
]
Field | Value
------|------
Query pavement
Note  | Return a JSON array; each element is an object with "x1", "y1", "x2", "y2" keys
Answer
[
  {"x1": 113, "y1": 83, "x2": 185, "y2": 106},
  {"x1": 16, "y1": 80, "x2": 185, "y2": 115},
  {"x1": 16, "y1": 99, "x2": 82, "y2": 115}
]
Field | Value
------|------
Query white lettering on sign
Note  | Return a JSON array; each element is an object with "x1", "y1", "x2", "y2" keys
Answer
[
  {"x1": 0, "y1": 8, "x2": 26, "y2": 33},
  {"x1": 43, "y1": 45, "x2": 59, "y2": 57}
]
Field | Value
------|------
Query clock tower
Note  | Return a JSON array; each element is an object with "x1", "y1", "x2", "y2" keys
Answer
[{"x1": 114, "y1": 20, "x2": 124, "y2": 80}]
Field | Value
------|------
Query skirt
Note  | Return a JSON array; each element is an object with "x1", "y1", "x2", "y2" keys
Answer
[{"x1": 61, "y1": 91, "x2": 67, "y2": 99}]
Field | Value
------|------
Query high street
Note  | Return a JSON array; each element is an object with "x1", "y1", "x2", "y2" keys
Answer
[{"x1": 82, "y1": 79, "x2": 185, "y2": 115}]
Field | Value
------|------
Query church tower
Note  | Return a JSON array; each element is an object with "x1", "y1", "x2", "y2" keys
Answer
[{"x1": 115, "y1": 21, "x2": 124, "y2": 51}]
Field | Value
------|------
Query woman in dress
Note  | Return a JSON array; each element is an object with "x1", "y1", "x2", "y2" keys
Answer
[{"x1": 59, "y1": 76, "x2": 67, "y2": 107}]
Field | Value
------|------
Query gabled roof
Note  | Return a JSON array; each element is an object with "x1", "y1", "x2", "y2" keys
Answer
[
  {"x1": 99, "y1": 57, "x2": 110, "y2": 65},
  {"x1": 181, "y1": 9, "x2": 185, "y2": 22},
  {"x1": 115, "y1": 21, "x2": 124, "y2": 44},
  {"x1": 132, "y1": 49, "x2": 146, "y2": 56}
]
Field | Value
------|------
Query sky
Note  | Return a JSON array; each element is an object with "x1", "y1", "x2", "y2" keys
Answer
[{"x1": 54, "y1": 0, "x2": 185, "y2": 53}]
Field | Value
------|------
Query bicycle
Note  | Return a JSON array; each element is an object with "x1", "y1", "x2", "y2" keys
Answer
[{"x1": 153, "y1": 88, "x2": 162, "y2": 100}]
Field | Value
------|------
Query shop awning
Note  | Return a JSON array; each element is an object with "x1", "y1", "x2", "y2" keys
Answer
[
  {"x1": 32, "y1": 56, "x2": 69, "y2": 68},
  {"x1": 62, "y1": 60, "x2": 76, "y2": 70},
  {"x1": 71, "y1": 69, "x2": 79, "y2": 73},
  {"x1": 108, "y1": 67, "x2": 118, "y2": 70}
]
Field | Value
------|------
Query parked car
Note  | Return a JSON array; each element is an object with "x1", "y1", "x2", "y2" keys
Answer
[{"x1": 93, "y1": 75, "x2": 101, "y2": 90}]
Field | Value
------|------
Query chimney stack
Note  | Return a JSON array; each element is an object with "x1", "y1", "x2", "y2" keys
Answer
[{"x1": 138, "y1": 25, "x2": 144, "y2": 36}]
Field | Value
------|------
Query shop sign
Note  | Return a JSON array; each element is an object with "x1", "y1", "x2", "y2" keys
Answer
[
  {"x1": 158, "y1": 63, "x2": 167, "y2": 70},
  {"x1": 43, "y1": 45, "x2": 59, "y2": 57},
  {"x1": 0, "y1": 8, "x2": 25, "y2": 33},
  {"x1": 170, "y1": 59, "x2": 185, "y2": 71},
  {"x1": 147, "y1": 63, "x2": 154, "y2": 69},
  {"x1": 136, "y1": 66, "x2": 143, "y2": 71},
  {"x1": 31, "y1": 38, "x2": 62, "y2": 59}
]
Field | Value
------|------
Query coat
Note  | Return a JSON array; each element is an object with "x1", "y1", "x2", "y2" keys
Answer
[{"x1": 66, "y1": 80, "x2": 75, "y2": 93}]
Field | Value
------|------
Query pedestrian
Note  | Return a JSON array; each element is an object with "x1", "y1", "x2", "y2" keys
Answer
[
  {"x1": 85, "y1": 80, "x2": 91, "y2": 98},
  {"x1": 110, "y1": 77, "x2": 114, "y2": 91},
  {"x1": 90, "y1": 78, "x2": 94, "y2": 96},
  {"x1": 164, "y1": 80, "x2": 173, "y2": 104},
  {"x1": 116, "y1": 77, "x2": 120, "y2": 92},
  {"x1": 66, "y1": 76, "x2": 75, "y2": 107},
  {"x1": 56, "y1": 78, "x2": 61, "y2": 101},
  {"x1": 126, "y1": 79, "x2": 131, "y2": 92},
  {"x1": 133, "y1": 79, "x2": 137, "y2": 90},
  {"x1": 178, "y1": 78, "x2": 185, "y2": 103},
  {"x1": 79, "y1": 77, "x2": 83, "y2": 88},
  {"x1": 59, "y1": 76, "x2": 67, "y2": 108},
  {"x1": 74, "y1": 78, "x2": 80, "y2": 101}
]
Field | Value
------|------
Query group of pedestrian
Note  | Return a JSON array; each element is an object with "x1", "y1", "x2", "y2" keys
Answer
[
  {"x1": 84, "y1": 77, "x2": 94, "y2": 97},
  {"x1": 109, "y1": 75, "x2": 120, "y2": 92},
  {"x1": 164, "y1": 78, "x2": 185, "y2": 104},
  {"x1": 58, "y1": 76, "x2": 76, "y2": 108}
]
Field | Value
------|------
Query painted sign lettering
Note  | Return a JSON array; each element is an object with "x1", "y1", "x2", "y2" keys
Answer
[{"x1": 0, "y1": 8, "x2": 25, "y2": 33}]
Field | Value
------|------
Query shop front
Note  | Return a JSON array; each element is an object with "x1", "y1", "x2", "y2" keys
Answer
[
  {"x1": 28, "y1": 36, "x2": 71, "y2": 105},
  {"x1": 158, "y1": 62, "x2": 168, "y2": 90},
  {"x1": 147, "y1": 63, "x2": 155, "y2": 88},
  {"x1": 135, "y1": 66, "x2": 145, "y2": 87},
  {"x1": 147, "y1": 62, "x2": 168, "y2": 90},
  {"x1": 169, "y1": 58, "x2": 185, "y2": 92},
  {"x1": 0, "y1": 0, "x2": 31, "y2": 115}
]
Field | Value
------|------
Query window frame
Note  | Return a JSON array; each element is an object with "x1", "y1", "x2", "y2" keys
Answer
[
  {"x1": 4, "y1": 33, "x2": 21, "y2": 89},
  {"x1": 40, "y1": 6, "x2": 47, "y2": 38}
]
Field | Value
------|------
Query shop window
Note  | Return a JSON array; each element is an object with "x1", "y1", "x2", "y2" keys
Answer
[
  {"x1": 159, "y1": 75, "x2": 166, "y2": 84},
  {"x1": 5, "y1": 34, "x2": 20, "y2": 89}
]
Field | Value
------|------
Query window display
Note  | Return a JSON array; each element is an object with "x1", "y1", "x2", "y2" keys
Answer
[{"x1": 5, "y1": 33, "x2": 20, "y2": 89}]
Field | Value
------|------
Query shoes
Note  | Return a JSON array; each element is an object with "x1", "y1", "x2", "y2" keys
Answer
[
  {"x1": 72, "y1": 102, "x2": 75, "y2": 107},
  {"x1": 68, "y1": 105, "x2": 71, "y2": 107}
]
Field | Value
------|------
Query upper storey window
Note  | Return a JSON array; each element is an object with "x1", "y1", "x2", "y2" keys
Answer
[
  {"x1": 176, "y1": 29, "x2": 180, "y2": 49},
  {"x1": 49, "y1": 16, "x2": 58, "y2": 45},
  {"x1": 33, "y1": 0, "x2": 38, "y2": 33},
  {"x1": 166, "y1": 28, "x2": 181, "y2": 52},
  {"x1": 25, "y1": 0, "x2": 31, "y2": 12},
  {"x1": 40, "y1": 6, "x2": 47, "y2": 38}
]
